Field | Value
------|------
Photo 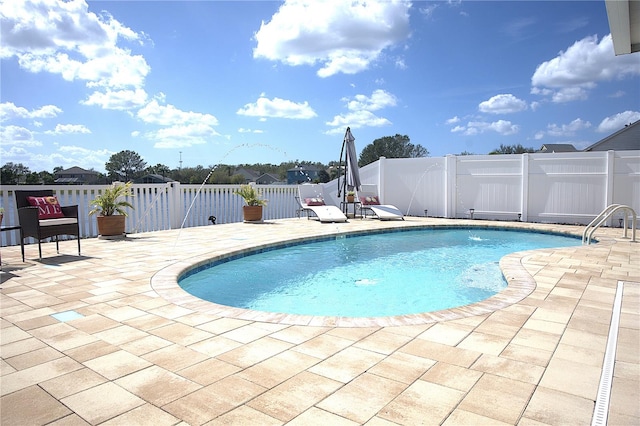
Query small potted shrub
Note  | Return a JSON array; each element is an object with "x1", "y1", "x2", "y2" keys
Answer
[
  {"x1": 89, "y1": 182, "x2": 134, "y2": 236},
  {"x1": 346, "y1": 191, "x2": 355, "y2": 203},
  {"x1": 234, "y1": 184, "x2": 267, "y2": 222}
]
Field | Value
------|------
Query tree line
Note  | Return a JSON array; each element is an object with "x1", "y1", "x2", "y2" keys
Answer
[{"x1": 1, "y1": 135, "x2": 533, "y2": 185}]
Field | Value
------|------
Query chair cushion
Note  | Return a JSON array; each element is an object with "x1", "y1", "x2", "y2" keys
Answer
[
  {"x1": 361, "y1": 196, "x2": 380, "y2": 205},
  {"x1": 39, "y1": 217, "x2": 78, "y2": 226},
  {"x1": 27, "y1": 196, "x2": 65, "y2": 219},
  {"x1": 304, "y1": 197, "x2": 325, "y2": 206}
]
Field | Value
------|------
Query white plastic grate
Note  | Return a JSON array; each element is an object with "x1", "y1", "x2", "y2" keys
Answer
[{"x1": 591, "y1": 281, "x2": 624, "y2": 426}]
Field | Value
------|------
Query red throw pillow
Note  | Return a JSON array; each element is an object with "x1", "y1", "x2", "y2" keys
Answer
[
  {"x1": 361, "y1": 196, "x2": 380, "y2": 205},
  {"x1": 27, "y1": 196, "x2": 65, "y2": 219},
  {"x1": 304, "y1": 197, "x2": 325, "y2": 206}
]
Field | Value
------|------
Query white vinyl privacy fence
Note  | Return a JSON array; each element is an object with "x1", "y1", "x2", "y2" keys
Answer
[
  {"x1": 324, "y1": 150, "x2": 639, "y2": 224},
  {"x1": 1, "y1": 150, "x2": 638, "y2": 247}
]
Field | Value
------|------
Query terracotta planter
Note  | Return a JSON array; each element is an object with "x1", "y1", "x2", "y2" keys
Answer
[
  {"x1": 346, "y1": 195, "x2": 355, "y2": 203},
  {"x1": 96, "y1": 215, "x2": 126, "y2": 236},
  {"x1": 242, "y1": 205, "x2": 263, "y2": 222}
]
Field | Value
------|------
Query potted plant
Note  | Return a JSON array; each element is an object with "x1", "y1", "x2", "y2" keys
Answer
[
  {"x1": 89, "y1": 182, "x2": 134, "y2": 236},
  {"x1": 234, "y1": 184, "x2": 267, "y2": 222},
  {"x1": 0, "y1": 207, "x2": 4, "y2": 226},
  {"x1": 346, "y1": 191, "x2": 355, "y2": 203}
]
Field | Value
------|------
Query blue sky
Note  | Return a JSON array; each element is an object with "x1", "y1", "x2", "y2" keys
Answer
[{"x1": 1, "y1": 0, "x2": 639, "y2": 173}]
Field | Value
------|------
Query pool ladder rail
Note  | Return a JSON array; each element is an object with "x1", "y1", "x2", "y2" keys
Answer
[{"x1": 582, "y1": 204, "x2": 637, "y2": 245}]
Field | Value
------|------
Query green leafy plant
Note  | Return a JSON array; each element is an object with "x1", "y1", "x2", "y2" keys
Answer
[
  {"x1": 89, "y1": 182, "x2": 134, "y2": 216},
  {"x1": 234, "y1": 184, "x2": 267, "y2": 206},
  {"x1": 347, "y1": 190, "x2": 355, "y2": 196}
]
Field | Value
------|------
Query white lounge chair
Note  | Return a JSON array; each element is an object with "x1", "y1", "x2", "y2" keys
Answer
[
  {"x1": 297, "y1": 184, "x2": 348, "y2": 223},
  {"x1": 358, "y1": 184, "x2": 404, "y2": 220}
]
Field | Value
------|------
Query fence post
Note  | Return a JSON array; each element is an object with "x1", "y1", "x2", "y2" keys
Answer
[
  {"x1": 521, "y1": 153, "x2": 529, "y2": 222},
  {"x1": 378, "y1": 156, "x2": 386, "y2": 201},
  {"x1": 445, "y1": 154, "x2": 457, "y2": 218},
  {"x1": 168, "y1": 182, "x2": 182, "y2": 229},
  {"x1": 605, "y1": 150, "x2": 615, "y2": 227}
]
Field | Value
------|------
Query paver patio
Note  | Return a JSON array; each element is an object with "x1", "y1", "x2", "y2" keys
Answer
[{"x1": 1, "y1": 217, "x2": 638, "y2": 425}]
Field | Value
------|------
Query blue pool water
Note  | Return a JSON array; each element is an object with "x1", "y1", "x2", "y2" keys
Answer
[{"x1": 179, "y1": 228, "x2": 581, "y2": 317}]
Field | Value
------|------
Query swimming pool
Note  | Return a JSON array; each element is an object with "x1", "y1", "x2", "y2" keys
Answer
[{"x1": 178, "y1": 228, "x2": 581, "y2": 318}]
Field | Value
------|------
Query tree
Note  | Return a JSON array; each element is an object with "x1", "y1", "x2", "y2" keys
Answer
[
  {"x1": 38, "y1": 171, "x2": 56, "y2": 184},
  {"x1": 105, "y1": 150, "x2": 147, "y2": 182},
  {"x1": 146, "y1": 163, "x2": 171, "y2": 177},
  {"x1": 317, "y1": 169, "x2": 330, "y2": 183},
  {"x1": 489, "y1": 144, "x2": 535, "y2": 155},
  {"x1": 1, "y1": 162, "x2": 30, "y2": 184},
  {"x1": 358, "y1": 134, "x2": 428, "y2": 167}
]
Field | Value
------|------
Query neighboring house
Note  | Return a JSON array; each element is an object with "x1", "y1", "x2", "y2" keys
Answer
[
  {"x1": 537, "y1": 144, "x2": 578, "y2": 153},
  {"x1": 54, "y1": 166, "x2": 101, "y2": 184},
  {"x1": 584, "y1": 120, "x2": 640, "y2": 151},
  {"x1": 234, "y1": 168, "x2": 261, "y2": 183},
  {"x1": 287, "y1": 165, "x2": 324, "y2": 184},
  {"x1": 134, "y1": 174, "x2": 175, "y2": 184},
  {"x1": 256, "y1": 173, "x2": 281, "y2": 185}
]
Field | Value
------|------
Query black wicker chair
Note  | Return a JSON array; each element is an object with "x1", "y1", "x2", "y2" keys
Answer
[{"x1": 14, "y1": 190, "x2": 81, "y2": 260}]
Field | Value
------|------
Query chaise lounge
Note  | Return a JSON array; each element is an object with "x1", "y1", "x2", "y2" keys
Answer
[
  {"x1": 358, "y1": 184, "x2": 404, "y2": 220},
  {"x1": 297, "y1": 184, "x2": 348, "y2": 223}
]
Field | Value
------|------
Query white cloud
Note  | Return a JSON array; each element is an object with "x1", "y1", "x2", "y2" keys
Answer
[
  {"x1": 326, "y1": 110, "x2": 392, "y2": 132},
  {"x1": 551, "y1": 87, "x2": 589, "y2": 103},
  {"x1": 236, "y1": 95, "x2": 317, "y2": 119},
  {"x1": 253, "y1": 0, "x2": 411, "y2": 77},
  {"x1": 451, "y1": 120, "x2": 520, "y2": 136},
  {"x1": 597, "y1": 111, "x2": 640, "y2": 133},
  {"x1": 446, "y1": 116, "x2": 460, "y2": 125},
  {"x1": 44, "y1": 124, "x2": 91, "y2": 135},
  {"x1": 138, "y1": 100, "x2": 219, "y2": 127},
  {"x1": 545, "y1": 118, "x2": 592, "y2": 137},
  {"x1": 82, "y1": 88, "x2": 148, "y2": 110},
  {"x1": 151, "y1": 123, "x2": 219, "y2": 149},
  {"x1": 478, "y1": 94, "x2": 527, "y2": 114},
  {"x1": 344, "y1": 89, "x2": 397, "y2": 112},
  {"x1": 0, "y1": 125, "x2": 42, "y2": 146},
  {"x1": 419, "y1": 4, "x2": 439, "y2": 19},
  {"x1": 531, "y1": 34, "x2": 640, "y2": 103},
  {"x1": 326, "y1": 89, "x2": 397, "y2": 134},
  {"x1": 136, "y1": 99, "x2": 221, "y2": 148},
  {"x1": 1, "y1": 0, "x2": 150, "y2": 90},
  {"x1": 0, "y1": 102, "x2": 62, "y2": 122},
  {"x1": 238, "y1": 128, "x2": 264, "y2": 134}
]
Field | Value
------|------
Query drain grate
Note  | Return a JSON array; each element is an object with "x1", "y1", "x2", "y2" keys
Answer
[{"x1": 591, "y1": 281, "x2": 624, "y2": 426}]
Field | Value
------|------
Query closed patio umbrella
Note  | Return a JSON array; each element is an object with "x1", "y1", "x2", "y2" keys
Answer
[{"x1": 338, "y1": 127, "x2": 361, "y2": 202}]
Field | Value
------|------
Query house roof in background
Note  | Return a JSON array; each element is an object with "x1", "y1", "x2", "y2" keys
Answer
[
  {"x1": 538, "y1": 144, "x2": 578, "y2": 153},
  {"x1": 55, "y1": 166, "x2": 99, "y2": 175},
  {"x1": 584, "y1": 119, "x2": 640, "y2": 151}
]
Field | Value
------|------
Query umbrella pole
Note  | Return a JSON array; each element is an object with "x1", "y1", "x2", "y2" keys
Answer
[{"x1": 338, "y1": 134, "x2": 347, "y2": 202}]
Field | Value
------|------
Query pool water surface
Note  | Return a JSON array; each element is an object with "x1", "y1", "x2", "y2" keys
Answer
[{"x1": 179, "y1": 228, "x2": 581, "y2": 317}]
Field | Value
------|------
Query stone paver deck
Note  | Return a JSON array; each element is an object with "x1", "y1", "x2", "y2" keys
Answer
[{"x1": 1, "y1": 217, "x2": 638, "y2": 425}]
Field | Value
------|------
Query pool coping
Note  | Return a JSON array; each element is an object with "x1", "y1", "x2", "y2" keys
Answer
[{"x1": 151, "y1": 223, "x2": 585, "y2": 327}]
